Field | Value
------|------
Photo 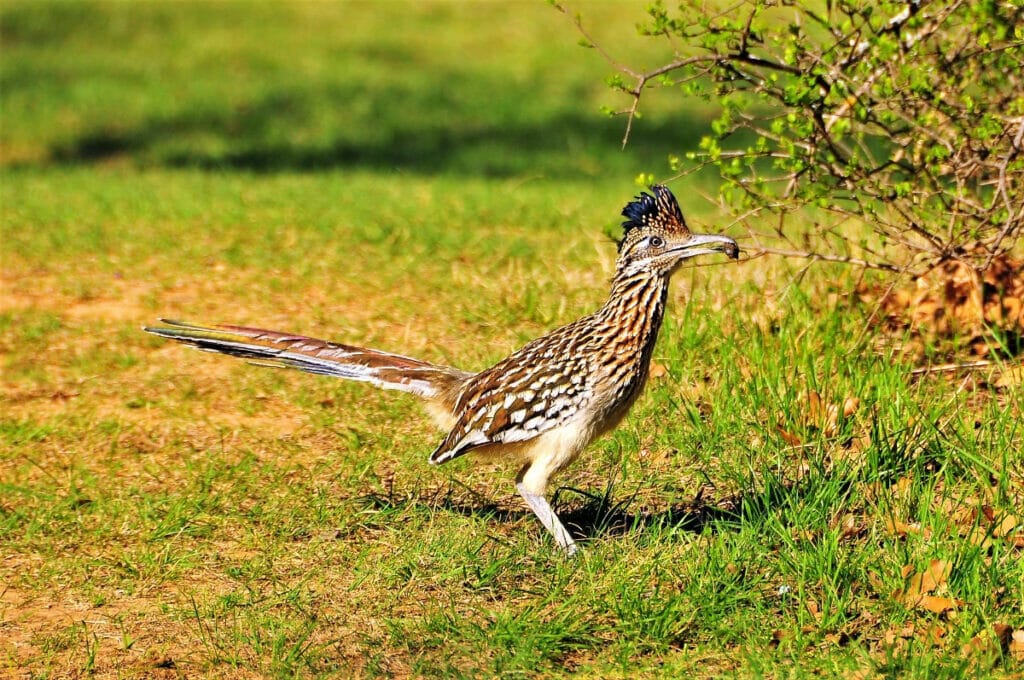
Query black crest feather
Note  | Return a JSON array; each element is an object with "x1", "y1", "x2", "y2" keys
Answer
[{"x1": 621, "y1": 185, "x2": 688, "y2": 240}]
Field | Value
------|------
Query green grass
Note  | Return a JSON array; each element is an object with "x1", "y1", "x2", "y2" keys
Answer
[{"x1": 2, "y1": 2, "x2": 1023, "y2": 678}]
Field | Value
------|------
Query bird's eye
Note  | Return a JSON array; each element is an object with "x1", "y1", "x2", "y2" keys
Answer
[{"x1": 649, "y1": 236, "x2": 665, "y2": 249}]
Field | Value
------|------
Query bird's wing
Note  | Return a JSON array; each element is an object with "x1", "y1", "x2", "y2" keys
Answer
[
  {"x1": 428, "y1": 330, "x2": 591, "y2": 465},
  {"x1": 144, "y1": 319, "x2": 470, "y2": 399}
]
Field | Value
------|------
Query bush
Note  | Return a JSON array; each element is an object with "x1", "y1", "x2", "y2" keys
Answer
[{"x1": 559, "y1": 0, "x2": 1024, "y2": 277}]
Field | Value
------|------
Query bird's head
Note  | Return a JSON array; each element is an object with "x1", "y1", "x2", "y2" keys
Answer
[{"x1": 616, "y1": 185, "x2": 739, "y2": 276}]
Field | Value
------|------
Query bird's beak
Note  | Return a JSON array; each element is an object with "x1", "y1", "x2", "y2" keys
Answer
[{"x1": 672, "y1": 233, "x2": 740, "y2": 260}]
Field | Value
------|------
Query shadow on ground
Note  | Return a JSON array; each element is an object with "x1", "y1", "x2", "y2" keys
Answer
[
  {"x1": 48, "y1": 114, "x2": 706, "y2": 179},
  {"x1": 42, "y1": 83, "x2": 708, "y2": 178},
  {"x1": 357, "y1": 477, "x2": 813, "y2": 551}
]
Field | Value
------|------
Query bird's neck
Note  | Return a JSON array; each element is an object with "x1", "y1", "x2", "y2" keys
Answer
[{"x1": 594, "y1": 269, "x2": 671, "y2": 354}]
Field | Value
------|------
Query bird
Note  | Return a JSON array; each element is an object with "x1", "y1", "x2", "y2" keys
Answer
[{"x1": 144, "y1": 185, "x2": 739, "y2": 556}]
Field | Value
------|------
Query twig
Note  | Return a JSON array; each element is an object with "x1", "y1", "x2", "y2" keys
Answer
[
  {"x1": 553, "y1": 2, "x2": 727, "y2": 147},
  {"x1": 909, "y1": 360, "x2": 996, "y2": 376},
  {"x1": 748, "y1": 246, "x2": 904, "y2": 272},
  {"x1": 984, "y1": 115, "x2": 1024, "y2": 270},
  {"x1": 551, "y1": 2, "x2": 640, "y2": 80}
]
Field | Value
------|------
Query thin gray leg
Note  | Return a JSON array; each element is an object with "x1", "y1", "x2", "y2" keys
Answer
[{"x1": 516, "y1": 482, "x2": 578, "y2": 557}]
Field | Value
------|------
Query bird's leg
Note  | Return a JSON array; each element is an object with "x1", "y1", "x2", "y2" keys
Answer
[{"x1": 515, "y1": 482, "x2": 578, "y2": 557}]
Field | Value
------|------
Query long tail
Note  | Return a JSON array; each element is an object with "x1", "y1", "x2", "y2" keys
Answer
[{"x1": 143, "y1": 319, "x2": 470, "y2": 402}]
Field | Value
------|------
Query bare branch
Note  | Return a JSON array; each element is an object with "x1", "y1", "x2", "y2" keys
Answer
[
  {"x1": 984, "y1": 115, "x2": 1024, "y2": 269},
  {"x1": 747, "y1": 246, "x2": 905, "y2": 273},
  {"x1": 551, "y1": 2, "x2": 640, "y2": 80}
]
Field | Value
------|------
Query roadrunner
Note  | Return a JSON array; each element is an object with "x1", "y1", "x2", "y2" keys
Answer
[{"x1": 145, "y1": 185, "x2": 738, "y2": 556}]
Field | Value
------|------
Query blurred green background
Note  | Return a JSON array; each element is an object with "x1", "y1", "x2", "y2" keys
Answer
[{"x1": 1, "y1": 0, "x2": 711, "y2": 178}]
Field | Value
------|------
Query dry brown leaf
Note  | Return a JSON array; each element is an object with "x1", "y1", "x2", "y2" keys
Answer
[
  {"x1": 993, "y1": 622, "x2": 1014, "y2": 648},
  {"x1": 824, "y1": 403, "x2": 840, "y2": 437},
  {"x1": 883, "y1": 623, "x2": 917, "y2": 647},
  {"x1": 965, "y1": 525, "x2": 995, "y2": 551},
  {"x1": 865, "y1": 254, "x2": 1023, "y2": 358},
  {"x1": 808, "y1": 390, "x2": 824, "y2": 423},
  {"x1": 1004, "y1": 296, "x2": 1022, "y2": 323},
  {"x1": 992, "y1": 512, "x2": 1020, "y2": 538},
  {"x1": 649, "y1": 361, "x2": 668, "y2": 379},
  {"x1": 962, "y1": 624, "x2": 1016, "y2": 663},
  {"x1": 835, "y1": 512, "x2": 861, "y2": 539},
  {"x1": 890, "y1": 476, "x2": 915, "y2": 506},
  {"x1": 897, "y1": 559, "x2": 963, "y2": 612},
  {"x1": 913, "y1": 594, "x2": 963, "y2": 614},
  {"x1": 1010, "y1": 629, "x2": 1024, "y2": 660},
  {"x1": 800, "y1": 393, "x2": 860, "y2": 437},
  {"x1": 914, "y1": 559, "x2": 951, "y2": 594},
  {"x1": 841, "y1": 434, "x2": 872, "y2": 460},
  {"x1": 794, "y1": 528, "x2": 818, "y2": 543},
  {"x1": 859, "y1": 481, "x2": 885, "y2": 505},
  {"x1": 961, "y1": 633, "x2": 994, "y2": 658},
  {"x1": 964, "y1": 509, "x2": 1021, "y2": 548},
  {"x1": 776, "y1": 424, "x2": 802, "y2": 447},
  {"x1": 923, "y1": 623, "x2": 949, "y2": 645},
  {"x1": 842, "y1": 396, "x2": 860, "y2": 418},
  {"x1": 884, "y1": 517, "x2": 925, "y2": 538},
  {"x1": 945, "y1": 502, "x2": 979, "y2": 527},
  {"x1": 866, "y1": 570, "x2": 886, "y2": 594}
]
